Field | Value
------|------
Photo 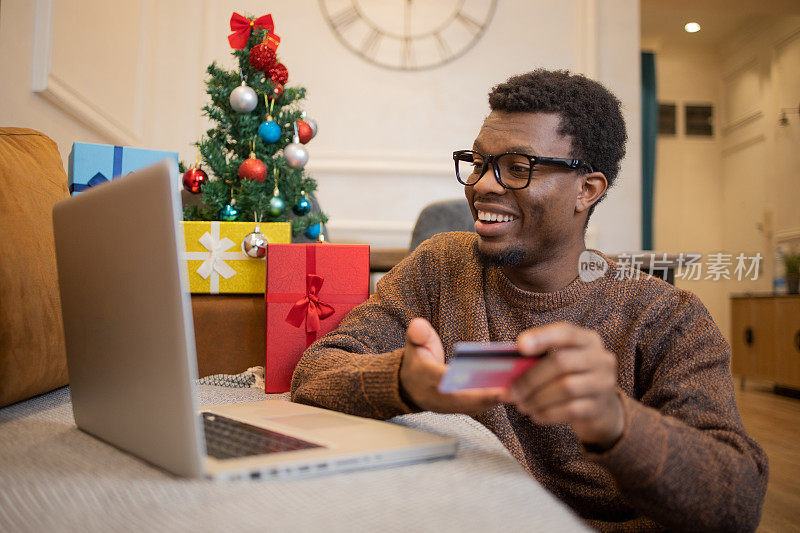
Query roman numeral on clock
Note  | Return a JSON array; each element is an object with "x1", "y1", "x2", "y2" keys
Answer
[
  {"x1": 434, "y1": 32, "x2": 451, "y2": 60},
  {"x1": 456, "y1": 12, "x2": 482, "y2": 34},
  {"x1": 401, "y1": 38, "x2": 415, "y2": 68},
  {"x1": 331, "y1": 6, "x2": 359, "y2": 30},
  {"x1": 360, "y1": 29, "x2": 382, "y2": 57}
]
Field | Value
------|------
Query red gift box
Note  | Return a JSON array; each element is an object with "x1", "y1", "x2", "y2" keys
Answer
[{"x1": 265, "y1": 243, "x2": 370, "y2": 393}]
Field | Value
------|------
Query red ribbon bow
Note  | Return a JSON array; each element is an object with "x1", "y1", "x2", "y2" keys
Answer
[
  {"x1": 285, "y1": 274, "x2": 335, "y2": 333},
  {"x1": 228, "y1": 12, "x2": 279, "y2": 50}
]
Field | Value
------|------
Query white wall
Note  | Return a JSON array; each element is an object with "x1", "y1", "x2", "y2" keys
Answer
[
  {"x1": 649, "y1": 17, "x2": 800, "y2": 341},
  {"x1": 650, "y1": 46, "x2": 727, "y2": 332},
  {"x1": 1, "y1": 0, "x2": 641, "y2": 251},
  {"x1": 0, "y1": 0, "x2": 106, "y2": 146},
  {"x1": 718, "y1": 17, "x2": 800, "y2": 296}
]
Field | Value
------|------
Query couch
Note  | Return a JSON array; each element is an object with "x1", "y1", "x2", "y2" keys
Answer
[
  {"x1": 0, "y1": 129, "x2": 266, "y2": 407},
  {"x1": 0, "y1": 128, "x2": 70, "y2": 407}
]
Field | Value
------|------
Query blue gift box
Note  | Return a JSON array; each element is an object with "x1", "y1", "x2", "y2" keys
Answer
[{"x1": 68, "y1": 142, "x2": 179, "y2": 194}]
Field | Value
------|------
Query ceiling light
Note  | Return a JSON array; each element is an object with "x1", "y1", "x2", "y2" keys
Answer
[{"x1": 684, "y1": 22, "x2": 701, "y2": 33}]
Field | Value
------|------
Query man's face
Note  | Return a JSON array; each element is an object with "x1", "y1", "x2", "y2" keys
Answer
[{"x1": 464, "y1": 111, "x2": 584, "y2": 267}]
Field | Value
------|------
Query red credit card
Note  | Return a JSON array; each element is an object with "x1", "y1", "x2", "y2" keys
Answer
[{"x1": 438, "y1": 341, "x2": 542, "y2": 393}]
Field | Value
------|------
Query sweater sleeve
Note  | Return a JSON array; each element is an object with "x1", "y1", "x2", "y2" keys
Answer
[
  {"x1": 583, "y1": 290, "x2": 769, "y2": 532},
  {"x1": 290, "y1": 239, "x2": 440, "y2": 419}
]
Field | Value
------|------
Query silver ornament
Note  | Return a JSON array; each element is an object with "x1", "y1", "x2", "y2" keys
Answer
[
  {"x1": 230, "y1": 83, "x2": 258, "y2": 113},
  {"x1": 242, "y1": 227, "x2": 268, "y2": 258},
  {"x1": 306, "y1": 118, "x2": 318, "y2": 138},
  {"x1": 284, "y1": 142, "x2": 309, "y2": 169}
]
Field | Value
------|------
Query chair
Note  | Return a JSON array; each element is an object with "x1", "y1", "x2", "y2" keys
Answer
[{"x1": 409, "y1": 198, "x2": 474, "y2": 252}]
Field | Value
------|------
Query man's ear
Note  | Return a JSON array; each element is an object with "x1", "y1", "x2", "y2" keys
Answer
[{"x1": 575, "y1": 172, "x2": 607, "y2": 214}]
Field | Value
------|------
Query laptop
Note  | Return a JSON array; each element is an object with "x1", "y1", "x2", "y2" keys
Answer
[{"x1": 53, "y1": 160, "x2": 456, "y2": 480}]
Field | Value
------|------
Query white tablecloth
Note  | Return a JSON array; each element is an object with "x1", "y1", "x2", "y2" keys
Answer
[{"x1": 0, "y1": 385, "x2": 588, "y2": 532}]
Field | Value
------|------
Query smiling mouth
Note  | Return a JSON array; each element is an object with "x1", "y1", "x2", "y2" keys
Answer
[{"x1": 477, "y1": 210, "x2": 518, "y2": 223}]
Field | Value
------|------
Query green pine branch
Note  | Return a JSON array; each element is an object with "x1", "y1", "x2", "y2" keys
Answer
[{"x1": 181, "y1": 18, "x2": 324, "y2": 235}]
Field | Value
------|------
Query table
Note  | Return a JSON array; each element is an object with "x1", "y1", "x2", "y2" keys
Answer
[
  {"x1": 369, "y1": 247, "x2": 408, "y2": 273},
  {"x1": 0, "y1": 385, "x2": 588, "y2": 532}
]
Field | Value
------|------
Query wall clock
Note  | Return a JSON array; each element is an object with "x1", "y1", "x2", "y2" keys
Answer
[{"x1": 319, "y1": 0, "x2": 497, "y2": 71}]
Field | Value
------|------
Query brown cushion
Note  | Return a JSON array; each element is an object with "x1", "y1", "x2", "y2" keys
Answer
[{"x1": 0, "y1": 128, "x2": 70, "y2": 407}]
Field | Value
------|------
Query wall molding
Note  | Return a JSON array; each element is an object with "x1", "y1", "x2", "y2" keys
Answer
[
  {"x1": 776, "y1": 228, "x2": 800, "y2": 244},
  {"x1": 325, "y1": 218, "x2": 413, "y2": 247},
  {"x1": 30, "y1": 0, "x2": 52, "y2": 92},
  {"x1": 35, "y1": 73, "x2": 141, "y2": 146},
  {"x1": 307, "y1": 154, "x2": 452, "y2": 177},
  {"x1": 30, "y1": 0, "x2": 150, "y2": 146},
  {"x1": 573, "y1": 0, "x2": 598, "y2": 77},
  {"x1": 722, "y1": 55, "x2": 757, "y2": 83},
  {"x1": 772, "y1": 24, "x2": 800, "y2": 53},
  {"x1": 722, "y1": 110, "x2": 763, "y2": 136},
  {"x1": 721, "y1": 134, "x2": 765, "y2": 157},
  {"x1": 721, "y1": 56, "x2": 761, "y2": 136}
]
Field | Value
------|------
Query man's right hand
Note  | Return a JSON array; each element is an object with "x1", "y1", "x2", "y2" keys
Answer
[{"x1": 399, "y1": 318, "x2": 505, "y2": 415}]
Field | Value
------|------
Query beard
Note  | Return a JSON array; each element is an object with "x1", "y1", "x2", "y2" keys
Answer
[{"x1": 477, "y1": 246, "x2": 527, "y2": 267}]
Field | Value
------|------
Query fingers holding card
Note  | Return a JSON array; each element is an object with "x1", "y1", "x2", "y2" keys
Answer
[{"x1": 438, "y1": 342, "x2": 542, "y2": 393}]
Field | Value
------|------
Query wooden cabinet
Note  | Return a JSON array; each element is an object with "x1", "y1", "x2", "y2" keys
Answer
[
  {"x1": 730, "y1": 299, "x2": 754, "y2": 377},
  {"x1": 730, "y1": 295, "x2": 800, "y2": 389},
  {"x1": 776, "y1": 298, "x2": 800, "y2": 387}
]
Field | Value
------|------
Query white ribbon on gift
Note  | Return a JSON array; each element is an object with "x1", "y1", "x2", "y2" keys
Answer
[{"x1": 184, "y1": 221, "x2": 245, "y2": 293}]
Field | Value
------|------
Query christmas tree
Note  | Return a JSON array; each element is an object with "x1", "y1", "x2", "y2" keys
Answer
[{"x1": 181, "y1": 11, "x2": 326, "y2": 239}]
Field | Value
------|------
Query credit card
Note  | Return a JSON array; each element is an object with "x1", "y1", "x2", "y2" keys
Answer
[{"x1": 438, "y1": 341, "x2": 542, "y2": 393}]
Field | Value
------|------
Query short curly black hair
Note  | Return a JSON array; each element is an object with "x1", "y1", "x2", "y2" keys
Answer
[{"x1": 488, "y1": 69, "x2": 627, "y2": 219}]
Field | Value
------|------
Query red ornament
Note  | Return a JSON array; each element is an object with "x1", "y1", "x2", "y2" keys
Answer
[
  {"x1": 296, "y1": 120, "x2": 313, "y2": 144},
  {"x1": 269, "y1": 84, "x2": 284, "y2": 101},
  {"x1": 238, "y1": 155, "x2": 267, "y2": 182},
  {"x1": 182, "y1": 167, "x2": 208, "y2": 194},
  {"x1": 269, "y1": 63, "x2": 288, "y2": 85},
  {"x1": 249, "y1": 42, "x2": 277, "y2": 72}
]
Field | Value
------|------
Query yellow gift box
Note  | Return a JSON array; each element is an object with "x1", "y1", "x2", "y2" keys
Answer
[{"x1": 182, "y1": 221, "x2": 291, "y2": 294}]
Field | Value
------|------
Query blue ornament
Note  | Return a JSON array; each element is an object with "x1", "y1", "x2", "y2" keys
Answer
[
  {"x1": 304, "y1": 223, "x2": 322, "y2": 240},
  {"x1": 258, "y1": 120, "x2": 281, "y2": 143},
  {"x1": 292, "y1": 196, "x2": 311, "y2": 216},
  {"x1": 268, "y1": 194, "x2": 285, "y2": 217},
  {"x1": 219, "y1": 203, "x2": 239, "y2": 221}
]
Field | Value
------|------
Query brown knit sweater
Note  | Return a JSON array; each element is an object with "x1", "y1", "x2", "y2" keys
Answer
[{"x1": 290, "y1": 232, "x2": 768, "y2": 531}]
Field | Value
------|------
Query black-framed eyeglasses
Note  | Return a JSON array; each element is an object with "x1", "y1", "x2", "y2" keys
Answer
[{"x1": 453, "y1": 150, "x2": 595, "y2": 190}]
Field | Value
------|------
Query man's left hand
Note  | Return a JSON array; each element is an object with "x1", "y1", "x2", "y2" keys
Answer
[{"x1": 501, "y1": 322, "x2": 624, "y2": 449}]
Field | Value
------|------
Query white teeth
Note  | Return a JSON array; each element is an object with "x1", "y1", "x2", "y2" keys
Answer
[{"x1": 477, "y1": 210, "x2": 517, "y2": 222}]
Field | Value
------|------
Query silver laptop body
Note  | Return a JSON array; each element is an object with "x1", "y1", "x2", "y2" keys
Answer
[{"x1": 53, "y1": 160, "x2": 456, "y2": 480}]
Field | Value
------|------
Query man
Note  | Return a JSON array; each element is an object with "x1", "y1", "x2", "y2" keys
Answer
[{"x1": 291, "y1": 70, "x2": 768, "y2": 531}]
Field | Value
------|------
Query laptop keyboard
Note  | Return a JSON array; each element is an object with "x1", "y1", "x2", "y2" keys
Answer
[{"x1": 201, "y1": 412, "x2": 324, "y2": 460}]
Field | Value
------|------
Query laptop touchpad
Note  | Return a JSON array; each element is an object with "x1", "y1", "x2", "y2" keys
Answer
[{"x1": 270, "y1": 413, "x2": 365, "y2": 430}]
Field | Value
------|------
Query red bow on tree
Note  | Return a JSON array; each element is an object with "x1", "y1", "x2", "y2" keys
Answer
[
  {"x1": 228, "y1": 12, "x2": 279, "y2": 50},
  {"x1": 285, "y1": 274, "x2": 335, "y2": 333}
]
